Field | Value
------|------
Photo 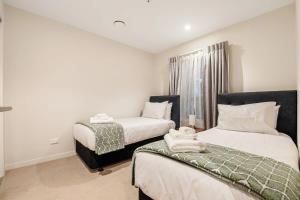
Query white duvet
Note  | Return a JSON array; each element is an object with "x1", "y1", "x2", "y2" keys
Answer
[
  {"x1": 134, "y1": 128, "x2": 299, "y2": 200},
  {"x1": 73, "y1": 117, "x2": 175, "y2": 151}
]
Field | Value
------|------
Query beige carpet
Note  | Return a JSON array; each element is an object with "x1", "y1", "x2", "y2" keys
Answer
[{"x1": 0, "y1": 156, "x2": 138, "y2": 200}]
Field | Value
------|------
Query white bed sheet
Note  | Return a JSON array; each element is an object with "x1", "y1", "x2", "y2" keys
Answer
[
  {"x1": 134, "y1": 128, "x2": 299, "y2": 200},
  {"x1": 73, "y1": 117, "x2": 175, "y2": 151}
]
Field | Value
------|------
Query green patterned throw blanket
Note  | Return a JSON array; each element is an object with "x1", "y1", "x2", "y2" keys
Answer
[
  {"x1": 77, "y1": 121, "x2": 125, "y2": 155},
  {"x1": 132, "y1": 140, "x2": 300, "y2": 200}
]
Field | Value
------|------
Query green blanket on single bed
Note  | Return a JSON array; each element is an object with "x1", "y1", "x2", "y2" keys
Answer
[
  {"x1": 132, "y1": 140, "x2": 300, "y2": 200},
  {"x1": 76, "y1": 121, "x2": 125, "y2": 155}
]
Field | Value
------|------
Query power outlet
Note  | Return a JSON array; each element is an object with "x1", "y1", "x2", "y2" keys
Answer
[{"x1": 49, "y1": 138, "x2": 59, "y2": 145}]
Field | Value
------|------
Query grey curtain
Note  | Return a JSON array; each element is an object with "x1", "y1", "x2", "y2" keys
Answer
[
  {"x1": 203, "y1": 41, "x2": 229, "y2": 129},
  {"x1": 169, "y1": 57, "x2": 180, "y2": 95}
]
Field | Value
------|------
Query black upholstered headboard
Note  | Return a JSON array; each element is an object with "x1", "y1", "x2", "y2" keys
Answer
[
  {"x1": 150, "y1": 95, "x2": 180, "y2": 129},
  {"x1": 218, "y1": 90, "x2": 297, "y2": 145}
]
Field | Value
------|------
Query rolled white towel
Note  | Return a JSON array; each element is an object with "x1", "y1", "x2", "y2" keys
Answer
[
  {"x1": 169, "y1": 129, "x2": 197, "y2": 140},
  {"x1": 179, "y1": 126, "x2": 196, "y2": 135},
  {"x1": 164, "y1": 134, "x2": 207, "y2": 153},
  {"x1": 90, "y1": 116, "x2": 114, "y2": 124}
]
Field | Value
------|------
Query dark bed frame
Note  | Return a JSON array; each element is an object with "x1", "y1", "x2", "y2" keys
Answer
[
  {"x1": 75, "y1": 95, "x2": 180, "y2": 171},
  {"x1": 139, "y1": 90, "x2": 297, "y2": 200}
]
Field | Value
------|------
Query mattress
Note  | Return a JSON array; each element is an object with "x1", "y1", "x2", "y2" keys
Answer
[
  {"x1": 73, "y1": 117, "x2": 175, "y2": 151},
  {"x1": 134, "y1": 128, "x2": 299, "y2": 200}
]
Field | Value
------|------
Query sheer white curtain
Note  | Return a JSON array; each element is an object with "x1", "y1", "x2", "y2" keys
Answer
[{"x1": 177, "y1": 52, "x2": 205, "y2": 128}]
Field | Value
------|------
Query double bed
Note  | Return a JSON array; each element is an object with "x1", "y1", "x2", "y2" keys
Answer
[
  {"x1": 133, "y1": 90, "x2": 299, "y2": 200},
  {"x1": 74, "y1": 95, "x2": 180, "y2": 171}
]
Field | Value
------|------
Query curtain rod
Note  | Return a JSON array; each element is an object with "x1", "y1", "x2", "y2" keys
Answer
[
  {"x1": 178, "y1": 48, "x2": 203, "y2": 57},
  {"x1": 176, "y1": 41, "x2": 228, "y2": 58}
]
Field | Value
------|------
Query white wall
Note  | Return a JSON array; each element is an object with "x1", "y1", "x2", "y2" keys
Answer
[
  {"x1": 0, "y1": 0, "x2": 4, "y2": 177},
  {"x1": 4, "y1": 6, "x2": 159, "y2": 169},
  {"x1": 155, "y1": 5, "x2": 297, "y2": 94}
]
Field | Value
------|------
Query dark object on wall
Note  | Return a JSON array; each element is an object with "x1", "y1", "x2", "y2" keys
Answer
[
  {"x1": 76, "y1": 95, "x2": 180, "y2": 171},
  {"x1": 0, "y1": 107, "x2": 12, "y2": 112}
]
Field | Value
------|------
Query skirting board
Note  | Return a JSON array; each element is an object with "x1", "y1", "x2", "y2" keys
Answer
[{"x1": 5, "y1": 151, "x2": 76, "y2": 170}]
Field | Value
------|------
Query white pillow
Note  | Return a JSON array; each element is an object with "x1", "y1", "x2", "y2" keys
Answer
[
  {"x1": 264, "y1": 105, "x2": 280, "y2": 129},
  {"x1": 218, "y1": 102, "x2": 277, "y2": 126},
  {"x1": 142, "y1": 101, "x2": 168, "y2": 119},
  {"x1": 164, "y1": 103, "x2": 173, "y2": 120},
  {"x1": 217, "y1": 116, "x2": 278, "y2": 135},
  {"x1": 217, "y1": 102, "x2": 279, "y2": 135}
]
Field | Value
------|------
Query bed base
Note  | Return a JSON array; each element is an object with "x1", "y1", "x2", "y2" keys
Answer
[
  {"x1": 76, "y1": 135, "x2": 164, "y2": 171},
  {"x1": 139, "y1": 189, "x2": 153, "y2": 200}
]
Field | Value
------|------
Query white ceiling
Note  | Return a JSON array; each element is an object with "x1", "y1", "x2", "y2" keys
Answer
[{"x1": 4, "y1": 0, "x2": 294, "y2": 53}]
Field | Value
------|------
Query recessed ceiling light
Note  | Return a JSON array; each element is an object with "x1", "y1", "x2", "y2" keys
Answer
[
  {"x1": 113, "y1": 20, "x2": 126, "y2": 27},
  {"x1": 184, "y1": 24, "x2": 191, "y2": 31}
]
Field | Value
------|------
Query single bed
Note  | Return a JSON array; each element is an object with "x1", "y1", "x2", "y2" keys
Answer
[
  {"x1": 134, "y1": 90, "x2": 299, "y2": 200},
  {"x1": 74, "y1": 95, "x2": 180, "y2": 171},
  {"x1": 74, "y1": 117, "x2": 175, "y2": 151}
]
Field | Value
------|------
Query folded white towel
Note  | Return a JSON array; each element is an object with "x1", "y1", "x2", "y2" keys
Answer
[
  {"x1": 89, "y1": 113, "x2": 114, "y2": 123},
  {"x1": 179, "y1": 126, "x2": 196, "y2": 135},
  {"x1": 164, "y1": 134, "x2": 207, "y2": 153},
  {"x1": 94, "y1": 113, "x2": 110, "y2": 120},
  {"x1": 90, "y1": 117, "x2": 114, "y2": 124},
  {"x1": 169, "y1": 129, "x2": 197, "y2": 140}
]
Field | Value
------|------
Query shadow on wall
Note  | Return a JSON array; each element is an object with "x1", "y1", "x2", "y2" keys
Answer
[{"x1": 229, "y1": 44, "x2": 244, "y2": 92}]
